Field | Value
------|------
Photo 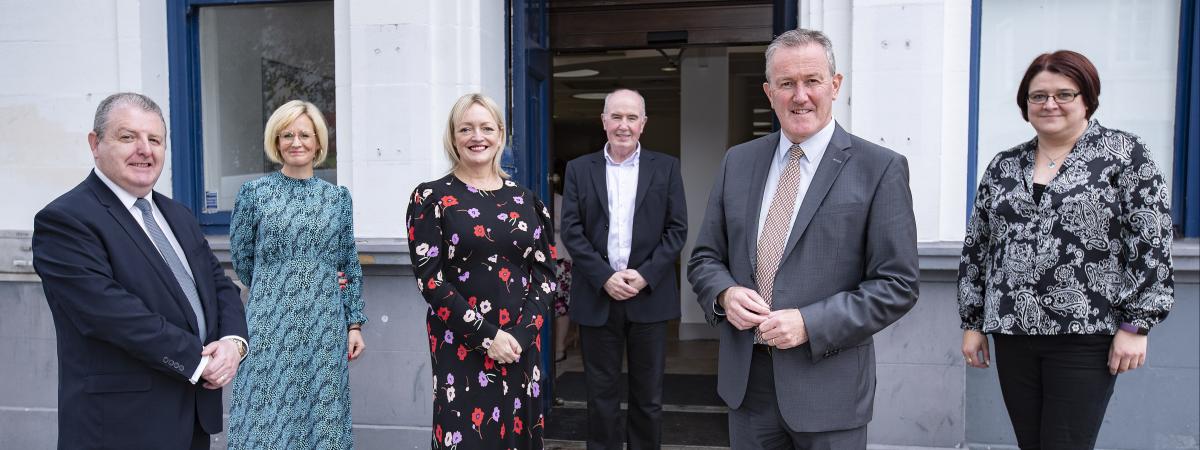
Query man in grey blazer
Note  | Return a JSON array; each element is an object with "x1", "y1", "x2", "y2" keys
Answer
[{"x1": 687, "y1": 29, "x2": 919, "y2": 447}]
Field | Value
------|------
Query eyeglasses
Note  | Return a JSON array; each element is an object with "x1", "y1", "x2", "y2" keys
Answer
[
  {"x1": 456, "y1": 126, "x2": 498, "y2": 137},
  {"x1": 278, "y1": 131, "x2": 315, "y2": 143},
  {"x1": 1027, "y1": 91, "x2": 1081, "y2": 104}
]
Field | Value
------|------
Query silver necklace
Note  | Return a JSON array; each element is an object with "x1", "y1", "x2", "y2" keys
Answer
[{"x1": 1040, "y1": 149, "x2": 1069, "y2": 168}]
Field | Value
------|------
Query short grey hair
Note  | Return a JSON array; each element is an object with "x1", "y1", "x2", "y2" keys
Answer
[
  {"x1": 93, "y1": 92, "x2": 166, "y2": 139},
  {"x1": 602, "y1": 88, "x2": 646, "y2": 116},
  {"x1": 765, "y1": 29, "x2": 837, "y2": 80}
]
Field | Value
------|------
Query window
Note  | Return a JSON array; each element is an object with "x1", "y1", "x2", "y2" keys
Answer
[
  {"x1": 168, "y1": 0, "x2": 334, "y2": 230},
  {"x1": 973, "y1": 0, "x2": 1180, "y2": 188}
]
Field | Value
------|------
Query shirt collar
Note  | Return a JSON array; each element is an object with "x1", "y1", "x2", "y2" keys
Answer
[
  {"x1": 776, "y1": 118, "x2": 836, "y2": 165},
  {"x1": 93, "y1": 167, "x2": 148, "y2": 210},
  {"x1": 604, "y1": 143, "x2": 641, "y2": 167}
]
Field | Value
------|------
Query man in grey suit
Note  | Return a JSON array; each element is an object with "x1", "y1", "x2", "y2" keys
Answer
[{"x1": 687, "y1": 29, "x2": 919, "y2": 447}]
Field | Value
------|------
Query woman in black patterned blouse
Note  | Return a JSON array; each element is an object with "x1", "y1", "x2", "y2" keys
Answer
[{"x1": 958, "y1": 50, "x2": 1175, "y2": 448}]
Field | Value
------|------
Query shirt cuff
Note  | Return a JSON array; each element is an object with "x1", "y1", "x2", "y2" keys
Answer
[
  {"x1": 713, "y1": 300, "x2": 726, "y2": 317},
  {"x1": 190, "y1": 355, "x2": 211, "y2": 384}
]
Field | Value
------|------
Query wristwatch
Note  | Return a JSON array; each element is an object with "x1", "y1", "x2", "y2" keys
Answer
[{"x1": 233, "y1": 338, "x2": 248, "y2": 358}]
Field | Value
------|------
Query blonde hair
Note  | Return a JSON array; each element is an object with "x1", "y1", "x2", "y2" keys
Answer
[
  {"x1": 443, "y1": 93, "x2": 509, "y2": 178},
  {"x1": 263, "y1": 100, "x2": 330, "y2": 167}
]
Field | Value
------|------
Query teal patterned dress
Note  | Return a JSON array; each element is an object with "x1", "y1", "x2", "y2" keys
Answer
[{"x1": 227, "y1": 172, "x2": 366, "y2": 449}]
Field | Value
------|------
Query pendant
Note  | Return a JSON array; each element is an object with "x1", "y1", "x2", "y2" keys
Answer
[{"x1": 1048, "y1": 162, "x2": 1056, "y2": 168}]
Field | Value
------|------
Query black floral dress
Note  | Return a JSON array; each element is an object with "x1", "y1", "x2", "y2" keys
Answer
[{"x1": 407, "y1": 174, "x2": 556, "y2": 449}]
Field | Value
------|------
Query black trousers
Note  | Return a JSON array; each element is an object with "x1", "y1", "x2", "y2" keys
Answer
[
  {"x1": 579, "y1": 301, "x2": 668, "y2": 450},
  {"x1": 728, "y1": 345, "x2": 867, "y2": 450},
  {"x1": 993, "y1": 334, "x2": 1118, "y2": 450}
]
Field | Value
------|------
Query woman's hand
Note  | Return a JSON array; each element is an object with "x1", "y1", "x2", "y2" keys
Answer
[
  {"x1": 962, "y1": 329, "x2": 990, "y2": 369},
  {"x1": 348, "y1": 329, "x2": 366, "y2": 361},
  {"x1": 1108, "y1": 330, "x2": 1147, "y2": 375},
  {"x1": 488, "y1": 330, "x2": 523, "y2": 364}
]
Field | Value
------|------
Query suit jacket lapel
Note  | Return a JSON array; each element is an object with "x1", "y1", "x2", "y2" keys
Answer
[
  {"x1": 747, "y1": 133, "x2": 781, "y2": 271},
  {"x1": 589, "y1": 152, "x2": 610, "y2": 221},
  {"x1": 87, "y1": 175, "x2": 198, "y2": 333},
  {"x1": 781, "y1": 125, "x2": 852, "y2": 259},
  {"x1": 633, "y1": 151, "x2": 655, "y2": 212}
]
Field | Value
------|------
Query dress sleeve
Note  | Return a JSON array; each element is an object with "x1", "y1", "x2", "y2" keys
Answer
[
  {"x1": 407, "y1": 185, "x2": 499, "y2": 352},
  {"x1": 229, "y1": 182, "x2": 257, "y2": 287},
  {"x1": 339, "y1": 187, "x2": 367, "y2": 327},
  {"x1": 1115, "y1": 138, "x2": 1175, "y2": 330},
  {"x1": 505, "y1": 194, "x2": 556, "y2": 351},
  {"x1": 958, "y1": 164, "x2": 994, "y2": 331}
]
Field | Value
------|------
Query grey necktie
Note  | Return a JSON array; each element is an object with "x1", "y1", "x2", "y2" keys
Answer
[{"x1": 133, "y1": 198, "x2": 206, "y2": 342}]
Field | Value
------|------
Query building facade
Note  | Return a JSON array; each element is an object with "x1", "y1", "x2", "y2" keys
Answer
[{"x1": 1, "y1": 0, "x2": 1196, "y2": 448}]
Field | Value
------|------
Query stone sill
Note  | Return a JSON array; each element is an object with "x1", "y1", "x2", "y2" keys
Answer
[{"x1": 1, "y1": 230, "x2": 1196, "y2": 282}]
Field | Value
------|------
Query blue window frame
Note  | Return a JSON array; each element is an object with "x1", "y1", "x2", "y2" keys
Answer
[{"x1": 1173, "y1": 0, "x2": 1198, "y2": 237}]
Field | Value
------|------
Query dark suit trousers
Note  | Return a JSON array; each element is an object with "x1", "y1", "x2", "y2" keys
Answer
[
  {"x1": 190, "y1": 416, "x2": 210, "y2": 450},
  {"x1": 728, "y1": 346, "x2": 867, "y2": 450},
  {"x1": 993, "y1": 334, "x2": 1117, "y2": 450},
  {"x1": 580, "y1": 300, "x2": 668, "y2": 450}
]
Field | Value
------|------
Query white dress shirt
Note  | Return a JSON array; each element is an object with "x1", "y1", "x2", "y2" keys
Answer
[
  {"x1": 604, "y1": 144, "x2": 640, "y2": 271},
  {"x1": 93, "y1": 168, "x2": 246, "y2": 384},
  {"x1": 755, "y1": 118, "x2": 837, "y2": 240}
]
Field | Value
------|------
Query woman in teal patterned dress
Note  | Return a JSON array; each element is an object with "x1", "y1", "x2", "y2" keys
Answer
[{"x1": 228, "y1": 100, "x2": 367, "y2": 449}]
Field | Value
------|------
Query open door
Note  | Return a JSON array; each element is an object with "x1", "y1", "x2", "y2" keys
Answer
[{"x1": 507, "y1": 0, "x2": 553, "y2": 410}]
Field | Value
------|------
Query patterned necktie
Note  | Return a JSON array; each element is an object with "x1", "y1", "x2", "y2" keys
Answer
[
  {"x1": 755, "y1": 144, "x2": 804, "y2": 344},
  {"x1": 134, "y1": 198, "x2": 206, "y2": 342}
]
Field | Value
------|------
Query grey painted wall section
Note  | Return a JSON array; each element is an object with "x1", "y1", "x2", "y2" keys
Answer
[{"x1": 1, "y1": 233, "x2": 1197, "y2": 449}]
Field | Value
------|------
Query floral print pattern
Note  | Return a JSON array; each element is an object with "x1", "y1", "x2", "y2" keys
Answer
[
  {"x1": 408, "y1": 174, "x2": 556, "y2": 449},
  {"x1": 553, "y1": 259, "x2": 573, "y2": 317},
  {"x1": 958, "y1": 120, "x2": 1174, "y2": 335}
]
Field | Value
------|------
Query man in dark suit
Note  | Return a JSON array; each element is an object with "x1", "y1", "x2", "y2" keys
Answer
[
  {"x1": 561, "y1": 88, "x2": 688, "y2": 449},
  {"x1": 688, "y1": 29, "x2": 919, "y2": 447},
  {"x1": 33, "y1": 92, "x2": 248, "y2": 449}
]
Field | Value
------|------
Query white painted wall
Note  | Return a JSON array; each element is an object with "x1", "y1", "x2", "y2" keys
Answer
[
  {"x1": 339, "y1": 0, "x2": 507, "y2": 238},
  {"x1": 0, "y1": 0, "x2": 170, "y2": 231},
  {"x1": 679, "y1": 48, "x2": 730, "y2": 339},
  {"x1": 803, "y1": 0, "x2": 973, "y2": 242}
]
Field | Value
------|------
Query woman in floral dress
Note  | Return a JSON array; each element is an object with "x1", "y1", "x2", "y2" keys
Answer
[
  {"x1": 228, "y1": 100, "x2": 367, "y2": 449},
  {"x1": 407, "y1": 93, "x2": 556, "y2": 449}
]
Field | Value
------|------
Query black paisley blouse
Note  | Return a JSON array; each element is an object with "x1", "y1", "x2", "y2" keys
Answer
[{"x1": 958, "y1": 120, "x2": 1174, "y2": 335}]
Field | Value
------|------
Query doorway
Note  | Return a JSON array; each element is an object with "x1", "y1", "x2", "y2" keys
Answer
[{"x1": 539, "y1": 2, "x2": 785, "y2": 448}]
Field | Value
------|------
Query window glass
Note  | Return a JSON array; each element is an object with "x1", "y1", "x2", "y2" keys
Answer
[
  {"x1": 198, "y1": 2, "x2": 334, "y2": 213},
  {"x1": 977, "y1": 0, "x2": 1180, "y2": 194}
]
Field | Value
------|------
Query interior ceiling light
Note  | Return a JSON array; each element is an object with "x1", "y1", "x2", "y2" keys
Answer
[
  {"x1": 656, "y1": 48, "x2": 684, "y2": 73},
  {"x1": 753, "y1": 121, "x2": 771, "y2": 127},
  {"x1": 572, "y1": 93, "x2": 608, "y2": 100},
  {"x1": 554, "y1": 69, "x2": 599, "y2": 78},
  {"x1": 753, "y1": 108, "x2": 771, "y2": 114},
  {"x1": 752, "y1": 131, "x2": 770, "y2": 136}
]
